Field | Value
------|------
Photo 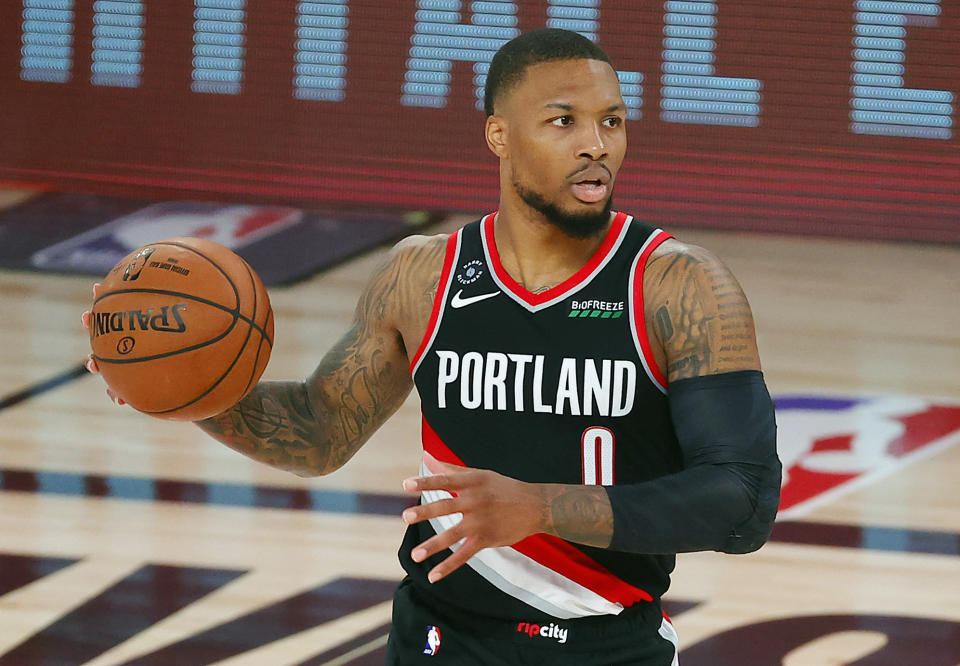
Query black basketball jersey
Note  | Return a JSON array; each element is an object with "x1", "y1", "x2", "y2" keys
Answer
[{"x1": 402, "y1": 211, "x2": 682, "y2": 622}]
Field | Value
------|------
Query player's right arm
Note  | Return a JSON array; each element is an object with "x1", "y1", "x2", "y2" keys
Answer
[
  {"x1": 194, "y1": 235, "x2": 447, "y2": 476},
  {"x1": 84, "y1": 235, "x2": 448, "y2": 477}
]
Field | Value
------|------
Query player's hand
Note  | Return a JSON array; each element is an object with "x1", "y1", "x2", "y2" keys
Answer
[
  {"x1": 79, "y1": 283, "x2": 125, "y2": 405},
  {"x1": 401, "y1": 451, "x2": 546, "y2": 583}
]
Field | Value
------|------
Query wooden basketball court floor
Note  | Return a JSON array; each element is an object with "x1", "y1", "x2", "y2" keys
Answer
[{"x1": 0, "y1": 188, "x2": 958, "y2": 664}]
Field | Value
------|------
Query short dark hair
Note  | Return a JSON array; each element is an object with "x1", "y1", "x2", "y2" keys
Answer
[{"x1": 484, "y1": 29, "x2": 613, "y2": 117}]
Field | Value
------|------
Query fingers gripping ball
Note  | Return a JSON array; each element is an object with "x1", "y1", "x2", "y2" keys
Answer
[{"x1": 89, "y1": 237, "x2": 274, "y2": 421}]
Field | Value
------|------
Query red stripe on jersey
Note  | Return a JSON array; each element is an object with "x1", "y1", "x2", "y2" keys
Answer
[
  {"x1": 409, "y1": 232, "x2": 460, "y2": 375},
  {"x1": 630, "y1": 230, "x2": 673, "y2": 391},
  {"x1": 511, "y1": 535, "x2": 653, "y2": 606},
  {"x1": 421, "y1": 415, "x2": 467, "y2": 466},
  {"x1": 421, "y1": 416, "x2": 653, "y2": 608},
  {"x1": 484, "y1": 211, "x2": 629, "y2": 307}
]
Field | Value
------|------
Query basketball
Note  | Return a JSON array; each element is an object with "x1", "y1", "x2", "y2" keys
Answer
[{"x1": 88, "y1": 237, "x2": 274, "y2": 421}]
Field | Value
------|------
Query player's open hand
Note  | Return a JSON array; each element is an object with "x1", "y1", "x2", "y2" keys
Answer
[
  {"x1": 79, "y1": 283, "x2": 125, "y2": 405},
  {"x1": 401, "y1": 451, "x2": 546, "y2": 583}
]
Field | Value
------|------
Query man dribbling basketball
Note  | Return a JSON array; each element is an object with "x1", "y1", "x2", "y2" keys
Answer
[{"x1": 84, "y1": 30, "x2": 781, "y2": 665}]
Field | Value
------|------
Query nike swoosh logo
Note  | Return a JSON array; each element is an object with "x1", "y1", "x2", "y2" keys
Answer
[{"x1": 450, "y1": 289, "x2": 500, "y2": 308}]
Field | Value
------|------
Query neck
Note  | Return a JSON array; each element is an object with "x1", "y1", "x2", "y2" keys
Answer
[{"x1": 492, "y1": 199, "x2": 615, "y2": 293}]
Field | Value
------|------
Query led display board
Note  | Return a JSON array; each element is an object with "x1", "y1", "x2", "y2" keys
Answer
[{"x1": 2, "y1": 1, "x2": 958, "y2": 240}]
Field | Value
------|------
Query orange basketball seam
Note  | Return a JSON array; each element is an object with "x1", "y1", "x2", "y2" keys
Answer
[
  {"x1": 144, "y1": 310, "x2": 258, "y2": 415},
  {"x1": 94, "y1": 239, "x2": 273, "y2": 344},
  {"x1": 143, "y1": 258, "x2": 263, "y2": 416},
  {"x1": 93, "y1": 288, "x2": 273, "y2": 351},
  {"x1": 91, "y1": 239, "x2": 274, "y2": 419},
  {"x1": 146, "y1": 240, "x2": 241, "y2": 311},
  {"x1": 91, "y1": 291, "x2": 241, "y2": 365},
  {"x1": 240, "y1": 261, "x2": 268, "y2": 399}
]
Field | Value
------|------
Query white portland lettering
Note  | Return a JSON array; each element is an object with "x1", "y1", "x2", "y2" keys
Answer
[
  {"x1": 484, "y1": 351, "x2": 509, "y2": 410},
  {"x1": 612, "y1": 360, "x2": 636, "y2": 417},
  {"x1": 434, "y1": 351, "x2": 637, "y2": 416},
  {"x1": 461, "y1": 351, "x2": 483, "y2": 409},
  {"x1": 532, "y1": 355, "x2": 552, "y2": 414},
  {"x1": 556, "y1": 358, "x2": 580, "y2": 416},
  {"x1": 436, "y1": 350, "x2": 458, "y2": 409},
  {"x1": 583, "y1": 359, "x2": 611, "y2": 417},
  {"x1": 508, "y1": 353, "x2": 532, "y2": 412}
]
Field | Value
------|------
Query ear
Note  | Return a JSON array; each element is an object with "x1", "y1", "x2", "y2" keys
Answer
[{"x1": 484, "y1": 114, "x2": 508, "y2": 159}]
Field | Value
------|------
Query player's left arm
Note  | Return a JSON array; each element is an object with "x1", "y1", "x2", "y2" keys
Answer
[
  {"x1": 599, "y1": 239, "x2": 782, "y2": 555},
  {"x1": 402, "y1": 241, "x2": 781, "y2": 582}
]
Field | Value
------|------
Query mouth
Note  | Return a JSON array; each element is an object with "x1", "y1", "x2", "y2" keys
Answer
[{"x1": 571, "y1": 179, "x2": 608, "y2": 204}]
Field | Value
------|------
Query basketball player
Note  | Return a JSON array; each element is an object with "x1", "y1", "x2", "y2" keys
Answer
[{"x1": 84, "y1": 29, "x2": 781, "y2": 665}]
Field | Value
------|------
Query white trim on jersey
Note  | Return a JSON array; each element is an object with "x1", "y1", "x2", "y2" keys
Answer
[
  {"x1": 659, "y1": 616, "x2": 680, "y2": 665},
  {"x1": 411, "y1": 230, "x2": 462, "y2": 379},
  {"x1": 419, "y1": 462, "x2": 626, "y2": 620},
  {"x1": 480, "y1": 213, "x2": 635, "y2": 313},
  {"x1": 627, "y1": 230, "x2": 670, "y2": 395}
]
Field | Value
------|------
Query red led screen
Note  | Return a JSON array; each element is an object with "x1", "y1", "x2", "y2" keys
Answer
[{"x1": 1, "y1": 1, "x2": 958, "y2": 241}]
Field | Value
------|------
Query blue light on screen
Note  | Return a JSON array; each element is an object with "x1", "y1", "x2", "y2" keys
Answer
[
  {"x1": 660, "y1": 1, "x2": 762, "y2": 127},
  {"x1": 91, "y1": 0, "x2": 144, "y2": 87},
  {"x1": 850, "y1": 0, "x2": 953, "y2": 139},
  {"x1": 21, "y1": 0, "x2": 74, "y2": 83},
  {"x1": 192, "y1": 0, "x2": 246, "y2": 95},
  {"x1": 403, "y1": 1, "x2": 643, "y2": 118},
  {"x1": 402, "y1": 0, "x2": 519, "y2": 110},
  {"x1": 547, "y1": 0, "x2": 644, "y2": 120},
  {"x1": 294, "y1": 0, "x2": 349, "y2": 101}
]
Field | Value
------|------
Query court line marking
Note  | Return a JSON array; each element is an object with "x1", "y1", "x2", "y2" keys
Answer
[
  {"x1": 4, "y1": 369, "x2": 957, "y2": 555},
  {"x1": 0, "y1": 363, "x2": 86, "y2": 411},
  {"x1": 0, "y1": 467, "x2": 414, "y2": 516},
  {"x1": 319, "y1": 633, "x2": 389, "y2": 666},
  {"x1": 1, "y1": 464, "x2": 957, "y2": 555}
]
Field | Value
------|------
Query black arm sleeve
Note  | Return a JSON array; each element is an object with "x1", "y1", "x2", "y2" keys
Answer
[{"x1": 605, "y1": 370, "x2": 781, "y2": 555}]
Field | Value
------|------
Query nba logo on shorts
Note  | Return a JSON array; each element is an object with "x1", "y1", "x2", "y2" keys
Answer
[{"x1": 422, "y1": 625, "x2": 442, "y2": 656}]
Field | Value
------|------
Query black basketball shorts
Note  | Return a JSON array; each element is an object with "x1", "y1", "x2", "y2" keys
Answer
[{"x1": 385, "y1": 577, "x2": 679, "y2": 665}]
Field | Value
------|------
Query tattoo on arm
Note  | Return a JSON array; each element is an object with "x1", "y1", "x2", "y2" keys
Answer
[
  {"x1": 540, "y1": 485, "x2": 614, "y2": 548},
  {"x1": 197, "y1": 235, "x2": 448, "y2": 476},
  {"x1": 198, "y1": 381, "x2": 334, "y2": 474},
  {"x1": 645, "y1": 242, "x2": 760, "y2": 382}
]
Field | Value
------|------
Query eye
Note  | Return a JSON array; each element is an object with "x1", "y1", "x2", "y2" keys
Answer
[
  {"x1": 603, "y1": 116, "x2": 623, "y2": 128},
  {"x1": 551, "y1": 115, "x2": 573, "y2": 127}
]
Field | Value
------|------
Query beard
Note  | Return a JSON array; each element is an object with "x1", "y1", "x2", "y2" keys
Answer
[{"x1": 513, "y1": 180, "x2": 613, "y2": 240}]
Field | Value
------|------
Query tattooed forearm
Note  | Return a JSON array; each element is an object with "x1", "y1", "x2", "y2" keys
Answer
[
  {"x1": 540, "y1": 485, "x2": 614, "y2": 548},
  {"x1": 197, "y1": 234, "x2": 448, "y2": 477},
  {"x1": 645, "y1": 241, "x2": 760, "y2": 382},
  {"x1": 197, "y1": 381, "x2": 336, "y2": 475}
]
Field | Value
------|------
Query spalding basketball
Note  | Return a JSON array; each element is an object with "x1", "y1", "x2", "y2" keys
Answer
[{"x1": 89, "y1": 237, "x2": 274, "y2": 421}]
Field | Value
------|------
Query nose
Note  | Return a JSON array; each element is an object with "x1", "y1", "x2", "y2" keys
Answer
[{"x1": 577, "y1": 122, "x2": 608, "y2": 161}]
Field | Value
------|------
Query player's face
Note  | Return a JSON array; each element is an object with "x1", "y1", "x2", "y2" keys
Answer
[{"x1": 490, "y1": 58, "x2": 627, "y2": 238}]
